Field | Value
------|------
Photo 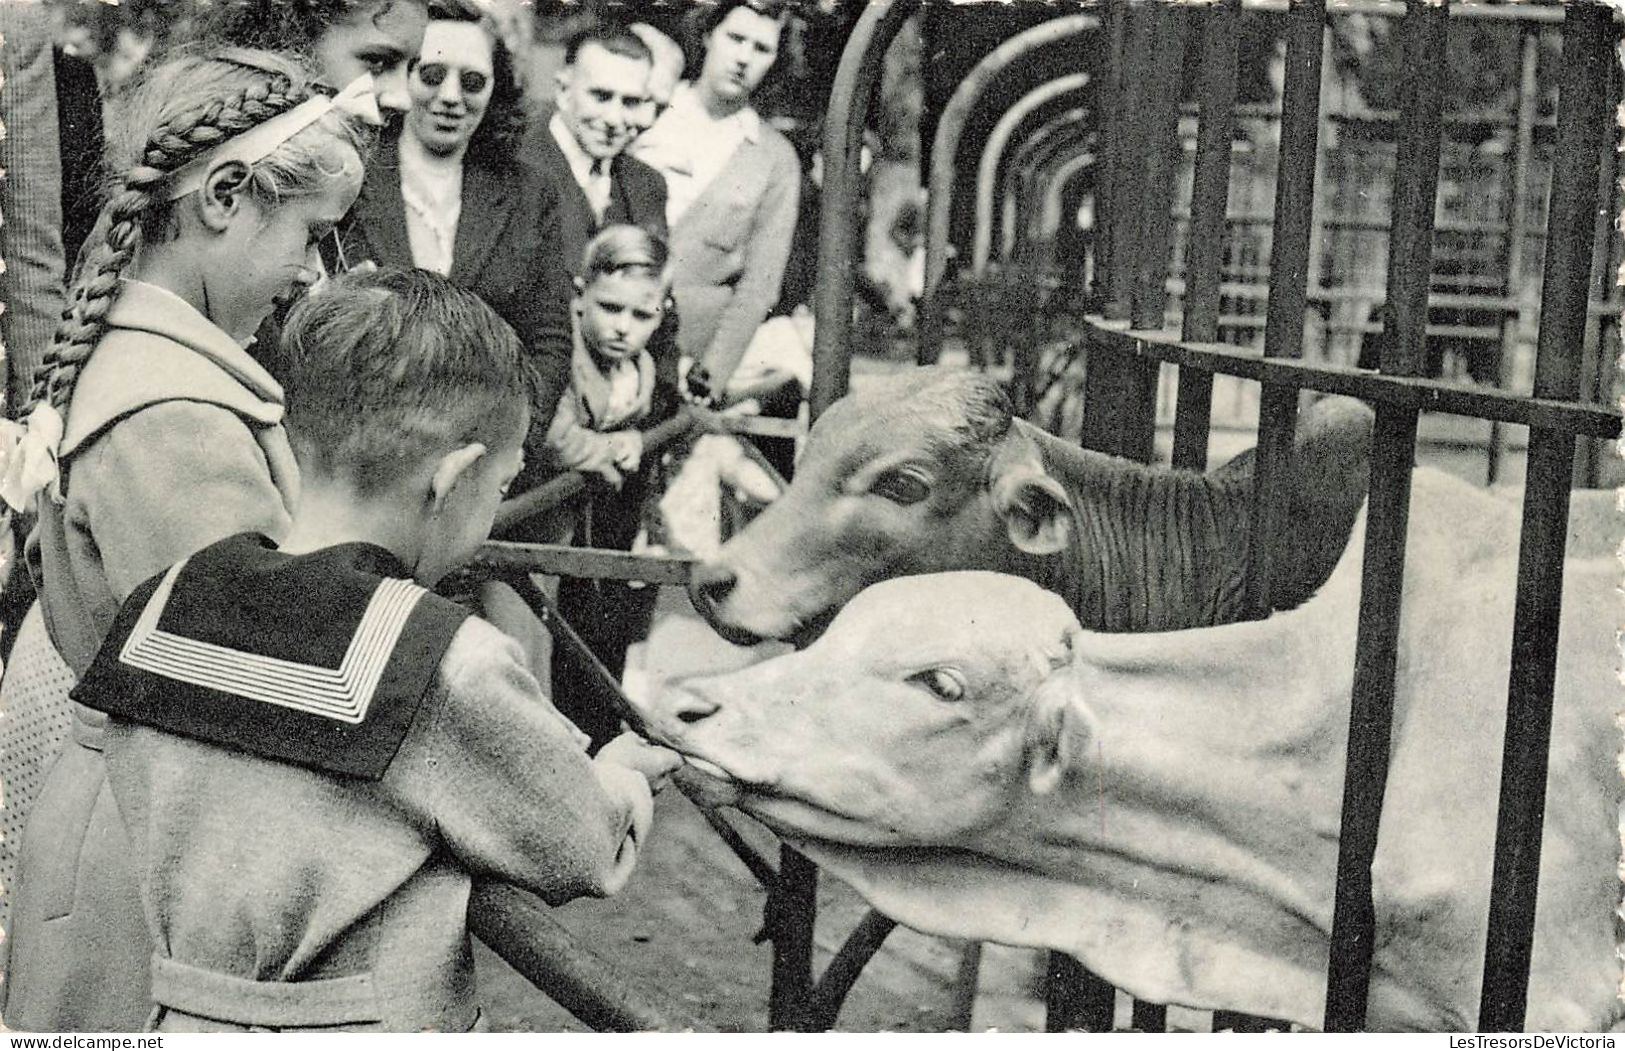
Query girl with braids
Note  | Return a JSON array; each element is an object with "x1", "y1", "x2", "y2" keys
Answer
[{"x1": 0, "y1": 49, "x2": 371, "y2": 1032}]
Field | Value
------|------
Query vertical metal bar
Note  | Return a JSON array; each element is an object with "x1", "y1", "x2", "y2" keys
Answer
[
  {"x1": 1093, "y1": 0, "x2": 1130, "y2": 303},
  {"x1": 1080, "y1": 330, "x2": 1124, "y2": 457},
  {"x1": 1110, "y1": 2, "x2": 1191, "y2": 465},
  {"x1": 1577, "y1": 56, "x2": 1620, "y2": 484},
  {"x1": 1490, "y1": 28, "x2": 1540, "y2": 485},
  {"x1": 1324, "y1": 3, "x2": 1446, "y2": 1032},
  {"x1": 1092, "y1": 0, "x2": 1131, "y2": 461},
  {"x1": 1303, "y1": 31, "x2": 1336, "y2": 355},
  {"x1": 1247, "y1": 0, "x2": 1324, "y2": 617},
  {"x1": 1131, "y1": 4, "x2": 1190, "y2": 331},
  {"x1": 1106, "y1": 1, "x2": 1154, "y2": 322},
  {"x1": 1478, "y1": 2, "x2": 1609, "y2": 1031},
  {"x1": 770, "y1": 847, "x2": 820, "y2": 1030},
  {"x1": 1377, "y1": 6, "x2": 1449, "y2": 382},
  {"x1": 1175, "y1": 0, "x2": 1241, "y2": 472},
  {"x1": 1183, "y1": 0, "x2": 1240, "y2": 343},
  {"x1": 1214, "y1": 1011, "x2": 1277, "y2": 1032},
  {"x1": 1261, "y1": 0, "x2": 1325, "y2": 366},
  {"x1": 947, "y1": 943, "x2": 982, "y2": 1031},
  {"x1": 1322, "y1": 410, "x2": 1424, "y2": 1033},
  {"x1": 1044, "y1": 953, "x2": 1114, "y2": 1032},
  {"x1": 1172, "y1": 368, "x2": 1216, "y2": 472},
  {"x1": 812, "y1": 0, "x2": 918, "y2": 419},
  {"x1": 1131, "y1": 1001, "x2": 1168, "y2": 1033},
  {"x1": 1084, "y1": 0, "x2": 1156, "y2": 461}
]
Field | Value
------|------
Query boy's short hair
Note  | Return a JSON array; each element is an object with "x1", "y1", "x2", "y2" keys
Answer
[
  {"x1": 564, "y1": 24, "x2": 654, "y2": 67},
  {"x1": 282, "y1": 267, "x2": 537, "y2": 493},
  {"x1": 580, "y1": 224, "x2": 672, "y2": 290}
]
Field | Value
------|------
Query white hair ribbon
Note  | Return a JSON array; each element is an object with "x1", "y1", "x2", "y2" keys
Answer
[
  {"x1": 0, "y1": 402, "x2": 66, "y2": 512},
  {"x1": 166, "y1": 74, "x2": 382, "y2": 202}
]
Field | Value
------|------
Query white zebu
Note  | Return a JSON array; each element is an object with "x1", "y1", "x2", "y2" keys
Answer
[{"x1": 647, "y1": 467, "x2": 1621, "y2": 1031}]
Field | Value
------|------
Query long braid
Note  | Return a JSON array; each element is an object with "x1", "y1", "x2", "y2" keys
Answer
[{"x1": 32, "y1": 68, "x2": 307, "y2": 413}]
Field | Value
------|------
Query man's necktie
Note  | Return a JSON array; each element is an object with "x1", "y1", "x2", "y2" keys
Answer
[{"x1": 587, "y1": 159, "x2": 612, "y2": 224}]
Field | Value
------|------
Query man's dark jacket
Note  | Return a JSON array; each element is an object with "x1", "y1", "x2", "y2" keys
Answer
[{"x1": 522, "y1": 123, "x2": 680, "y2": 415}]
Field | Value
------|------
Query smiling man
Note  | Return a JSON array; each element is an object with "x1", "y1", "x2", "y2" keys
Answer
[{"x1": 530, "y1": 25, "x2": 669, "y2": 268}]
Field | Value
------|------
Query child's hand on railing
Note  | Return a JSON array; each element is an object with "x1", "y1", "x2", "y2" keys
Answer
[
  {"x1": 679, "y1": 357, "x2": 722, "y2": 409},
  {"x1": 607, "y1": 430, "x2": 643, "y2": 473},
  {"x1": 596, "y1": 732, "x2": 685, "y2": 792}
]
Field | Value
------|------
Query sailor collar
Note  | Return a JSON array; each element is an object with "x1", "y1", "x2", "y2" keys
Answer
[{"x1": 74, "y1": 534, "x2": 470, "y2": 780}]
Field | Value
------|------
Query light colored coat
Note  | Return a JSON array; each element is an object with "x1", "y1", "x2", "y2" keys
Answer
[
  {"x1": 2, "y1": 280, "x2": 298, "y2": 1032},
  {"x1": 653, "y1": 112, "x2": 800, "y2": 388},
  {"x1": 103, "y1": 616, "x2": 651, "y2": 1033}
]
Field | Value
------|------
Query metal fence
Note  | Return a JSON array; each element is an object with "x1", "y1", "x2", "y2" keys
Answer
[{"x1": 810, "y1": 0, "x2": 1623, "y2": 1034}]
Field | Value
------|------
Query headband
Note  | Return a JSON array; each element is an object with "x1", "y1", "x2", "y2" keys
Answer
[{"x1": 166, "y1": 74, "x2": 382, "y2": 202}]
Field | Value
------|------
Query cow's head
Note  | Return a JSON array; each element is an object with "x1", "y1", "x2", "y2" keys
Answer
[
  {"x1": 688, "y1": 370, "x2": 1073, "y2": 645},
  {"x1": 648, "y1": 571, "x2": 1088, "y2": 847}
]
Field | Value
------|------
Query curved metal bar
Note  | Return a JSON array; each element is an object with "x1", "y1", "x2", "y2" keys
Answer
[
  {"x1": 920, "y1": 12, "x2": 1102, "y2": 363},
  {"x1": 1000, "y1": 106, "x2": 1090, "y2": 264},
  {"x1": 1013, "y1": 123, "x2": 1094, "y2": 257},
  {"x1": 811, "y1": 0, "x2": 921, "y2": 420},
  {"x1": 1037, "y1": 148, "x2": 1097, "y2": 247},
  {"x1": 469, "y1": 883, "x2": 698, "y2": 1031},
  {"x1": 998, "y1": 109, "x2": 1092, "y2": 275},
  {"x1": 801, "y1": 910, "x2": 902, "y2": 1031},
  {"x1": 973, "y1": 72, "x2": 1093, "y2": 275}
]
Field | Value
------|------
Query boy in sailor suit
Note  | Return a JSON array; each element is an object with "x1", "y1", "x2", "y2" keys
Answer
[{"x1": 71, "y1": 268, "x2": 681, "y2": 1033}]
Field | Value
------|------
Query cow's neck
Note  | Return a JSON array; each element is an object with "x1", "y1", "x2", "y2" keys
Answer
[
  {"x1": 1021, "y1": 426, "x2": 1251, "y2": 632},
  {"x1": 991, "y1": 625, "x2": 1353, "y2": 967}
]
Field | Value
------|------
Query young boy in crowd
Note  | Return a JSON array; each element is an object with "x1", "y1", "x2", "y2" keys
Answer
[
  {"x1": 546, "y1": 224, "x2": 674, "y2": 747},
  {"x1": 70, "y1": 267, "x2": 681, "y2": 1033}
]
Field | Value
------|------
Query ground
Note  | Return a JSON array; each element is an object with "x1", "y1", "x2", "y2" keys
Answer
[{"x1": 475, "y1": 787, "x2": 1051, "y2": 1033}]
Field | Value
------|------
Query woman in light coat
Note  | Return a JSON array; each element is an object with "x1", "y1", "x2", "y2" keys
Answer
[{"x1": 631, "y1": 0, "x2": 800, "y2": 395}]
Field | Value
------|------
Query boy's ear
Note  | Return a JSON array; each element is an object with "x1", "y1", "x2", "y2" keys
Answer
[
  {"x1": 429, "y1": 442, "x2": 488, "y2": 512},
  {"x1": 197, "y1": 161, "x2": 252, "y2": 231}
]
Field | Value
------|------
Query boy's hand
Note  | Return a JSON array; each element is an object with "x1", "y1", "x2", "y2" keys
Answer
[
  {"x1": 588, "y1": 460, "x2": 624, "y2": 488},
  {"x1": 607, "y1": 431, "x2": 643, "y2": 473},
  {"x1": 596, "y1": 733, "x2": 685, "y2": 791},
  {"x1": 679, "y1": 357, "x2": 722, "y2": 409}
]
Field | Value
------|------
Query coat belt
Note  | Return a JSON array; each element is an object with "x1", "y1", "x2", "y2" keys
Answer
[
  {"x1": 150, "y1": 955, "x2": 382, "y2": 1028},
  {"x1": 69, "y1": 702, "x2": 105, "y2": 751}
]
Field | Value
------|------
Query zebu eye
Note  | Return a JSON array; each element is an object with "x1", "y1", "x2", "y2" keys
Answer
[
  {"x1": 907, "y1": 667, "x2": 966, "y2": 703},
  {"x1": 871, "y1": 470, "x2": 930, "y2": 505}
]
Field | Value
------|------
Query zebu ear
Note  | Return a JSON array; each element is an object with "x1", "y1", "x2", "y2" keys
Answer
[
  {"x1": 991, "y1": 424, "x2": 1074, "y2": 557},
  {"x1": 1023, "y1": 624, "x2": 1093, "y2": 796}
]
